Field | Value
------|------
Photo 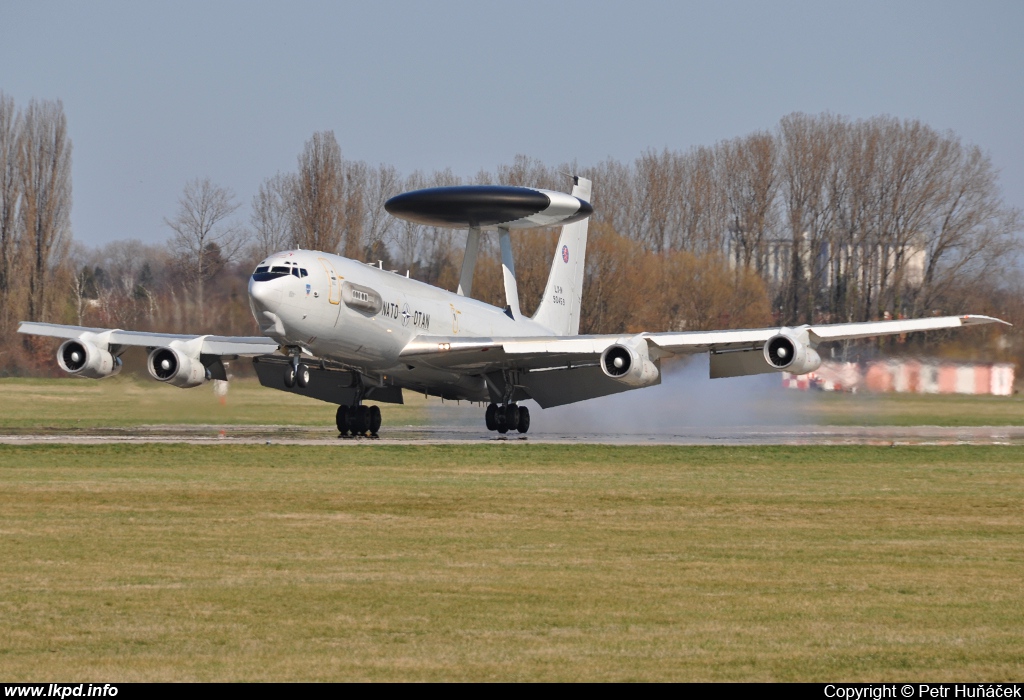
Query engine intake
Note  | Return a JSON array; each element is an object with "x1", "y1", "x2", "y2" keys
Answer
[
  {"x1": 147, "y1": 347, "x2": 208, "y2": 388},
  {"x1": 600, "y1": 340, "x2": 660, "y2": 387},
  {"x1": 57, "y1": 339, "x2": 122, "y2": 379},
  {"x1": 763, "y1": 333, "x2": 821, "y2": 375}
]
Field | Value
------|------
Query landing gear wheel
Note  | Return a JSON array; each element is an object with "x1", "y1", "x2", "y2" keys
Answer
[
  {"x1": 517, "y1": 405, "x2": 530, "y2": 434},
  {"x1": 485, "y1": 403, "x2": 498, "y2": 431},
  {"x1": 283, "y1": 366, "x2": 296, "y2": 388},
  {"x1": 348, "y1": 405, "x2": 368, "y2": 435},
  {"x1": 336, "y1": 405, "x2": 349, "y2": 435},
  {"x1": 495, "y1": 408, "x2": 508, "y2": 434},
  {"x1": 504, "y1": 403, "x2": 520, "y2": 432},
  {"x1": 367, "y1": 405, "x2": 382, "y2": 435},
  {"x1": 296, "y1": 363, "x2": 311, "y2": 388}
]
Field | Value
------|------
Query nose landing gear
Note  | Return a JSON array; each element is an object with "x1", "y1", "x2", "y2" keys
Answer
[
  {"x1": 283, "y1": 363, "x2": 311, "y2": 388},
  {"x1": 485, "y1": 402, "x2": 529, "y2": 434},
  {"x1": 282, "y1": 351, "x2": 311, "y2": 389}
]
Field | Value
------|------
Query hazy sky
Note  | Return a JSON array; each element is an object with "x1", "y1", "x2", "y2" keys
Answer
[{"x1": 2, "y1": 1, "x2": 1022, "y2": 248}]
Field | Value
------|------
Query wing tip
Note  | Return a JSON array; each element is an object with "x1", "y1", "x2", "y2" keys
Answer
[{"x1": 961, "y1": 314, "x2": 1012, "y2": 327}]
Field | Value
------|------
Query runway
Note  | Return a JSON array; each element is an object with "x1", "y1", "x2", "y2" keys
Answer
[{"x1": 2, "y1": 423, "x2": 1023, "y2": 445}]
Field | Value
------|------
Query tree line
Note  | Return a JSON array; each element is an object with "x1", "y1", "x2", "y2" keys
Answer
[
  {"x1": 1, "y1": 90, "x2": 1020, "y2": 374},
  {"x1": 595, "y1": 114, "x2": 1019, "y2": 328}
]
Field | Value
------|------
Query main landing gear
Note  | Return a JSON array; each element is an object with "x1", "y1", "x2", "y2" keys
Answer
[
  {"x1": 336, "y1": 404, "x2": 382, "y2": 437},
  {"x1": 485, "y1": 402, "x2": 530, "y2": 434}
]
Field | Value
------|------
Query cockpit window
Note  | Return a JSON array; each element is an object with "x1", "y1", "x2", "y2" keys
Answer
[
  {"x1": 251, "y1": 263, "x2": 308, "y2": 282},
  {"x1": 252, "y1": 265, "x2": 291, "y2": 282}
]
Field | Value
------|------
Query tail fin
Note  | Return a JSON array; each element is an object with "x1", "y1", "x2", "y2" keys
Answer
[{"x1": 531, "y1": 176, "x2": 592, "y2": 336}]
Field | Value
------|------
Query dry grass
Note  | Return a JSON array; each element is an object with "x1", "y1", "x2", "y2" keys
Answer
[{"x1": 1, "y1": 444, "x2": 1022, "y2": 681}]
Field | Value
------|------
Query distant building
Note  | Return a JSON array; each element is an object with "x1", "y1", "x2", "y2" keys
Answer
[{"x1": 726, "y1": 229, "x2": 927, "y2": 300}]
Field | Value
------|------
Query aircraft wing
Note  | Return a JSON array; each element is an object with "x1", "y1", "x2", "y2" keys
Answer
[
  {"x1": 400, "y1": 334, "x2": 613, "y2": 371},
  {"x1": 400, "y1": 314, "x2": 1006, "y2": 371},
  {"x1": 399, "y1": 314, "x2": 1006, "y2": 407},
  {"x1": 646, "y1": 314, "x2": 1006, "y2": 354},
  {"x1": 17, "y1": 322, "x2": 281, "y2": 356}
]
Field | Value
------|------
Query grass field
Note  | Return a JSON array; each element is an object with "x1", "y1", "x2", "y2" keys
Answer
[
  {"x1": 1, "y1": 444, "x2": 1022, "y2": 681},
  {"x1": 2, "y1": 375, "x2": 1023, "y2": 431},
  {"x1": 797, "y1": 391, "x2": 1024, "y2": 427}
]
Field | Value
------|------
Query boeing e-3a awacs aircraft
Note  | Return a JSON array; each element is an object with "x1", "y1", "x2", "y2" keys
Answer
[{"x1": 19, "y1": 176, "x2": 1006, "y2": 436}]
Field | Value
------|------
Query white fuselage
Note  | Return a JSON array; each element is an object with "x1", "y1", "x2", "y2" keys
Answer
[{"x1": 248, "y1": 250, "x2": 551, "y2": 399}]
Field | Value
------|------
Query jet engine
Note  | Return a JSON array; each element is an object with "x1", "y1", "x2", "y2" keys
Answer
[
  {"x1": 57, "y1": 339, "x2": 122, "y2": 379},
  {"x1": 600, "y1": 338, "x2": 660, "y2": 387},
  {"x1": 147, "y1": 347, "x2": 208, "y2": 388},
  {"x1": 763, "y1": 332, "x2": 821, "y2": 375}
]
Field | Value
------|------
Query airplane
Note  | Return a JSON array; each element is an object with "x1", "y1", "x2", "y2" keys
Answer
[{"x1": 18, "y1": 176, "x2": 1007, "y2": 436}]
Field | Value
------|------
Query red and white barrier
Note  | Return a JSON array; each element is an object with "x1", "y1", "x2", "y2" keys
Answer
[{"x1": 783, "y1": 360, "x2": 1015, "y2": 396}]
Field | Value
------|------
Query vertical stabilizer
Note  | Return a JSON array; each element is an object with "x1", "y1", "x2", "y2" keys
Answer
[{"x1": 531, "y1": 177, "x2": 592, "y2": 336}]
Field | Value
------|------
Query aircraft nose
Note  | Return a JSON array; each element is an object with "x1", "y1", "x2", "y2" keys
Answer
[{"x1": 248, "y1": 277, "x2": 283, "y2": 310}]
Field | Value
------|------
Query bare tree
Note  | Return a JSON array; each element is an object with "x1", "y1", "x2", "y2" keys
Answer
[
  {"x1": 676, "y1": 145, "x2": 726, "y2": 255},
  {"x1": 494, "y1": 154, "x2": 563, "y2": 191},
  {"x1": 0, "y1": 92, "x2": 23, "y2": 330},
  {"x1": 915, "y1": 142, "x2": 1020, "y2": 314},
  {"x1": 588, "y1": 157, "x2": 637, "y2": 242},
  {"x1": 391, "y1": 169, "x2": 426, "y2": 274},
  {"x1": 824, "y1": 119, "x2": 872, "y2": 322},
  {"x1": 362, "y1": 163, "x2": 402, "y2": 260},
  {"x1": 165, "y1": 177, "x2": 241, "y2": 326},
  {"x1": 720, "y1": 131, "x2": 778, "y2": 275},
  {"x1": 778, "y1": 113, "x2": 839, "y2": 323},
  {"x1": 635, "y1": 149, "x2": 682, "y2": 252},
  {"x1": 341, "y1": 160, "x2": 367, "y2": 259},
  {"x1": 19, "y1": 98, "x2": 72, "y2": 323},
  {"x1": 292, "y1": 131, "x2": 345, "y2": 252},
  {"x1": 249, "y1": 172, "x2": 293, "y2": 261}
]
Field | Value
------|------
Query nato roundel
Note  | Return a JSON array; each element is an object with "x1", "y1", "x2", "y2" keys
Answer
[{"x1": 384, "y1": 185, "x2": 593, "y2": 230}]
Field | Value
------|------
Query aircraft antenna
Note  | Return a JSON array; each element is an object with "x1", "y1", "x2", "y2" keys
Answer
[{"x1": 558, "y1": 171, "x2": 580, "y2": 187}]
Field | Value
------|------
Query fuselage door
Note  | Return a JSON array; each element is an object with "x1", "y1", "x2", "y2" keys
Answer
[{"x1": 319, "y1": 257, "x2": 342, "y2": 305}]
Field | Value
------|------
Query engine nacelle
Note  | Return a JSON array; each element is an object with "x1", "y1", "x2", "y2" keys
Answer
[
  {"x1": 147, "y1": 347, "x2": 208, "y2": 388},
  {"x1": 600, "y1": 339, "x2": 660, "y2": 387},
  {"x1": 57, "y1": 339, "x2": 122, "y2": 379},
  {"x1": 763, "y1": 333, "x2": 821, "y2": 375}
]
